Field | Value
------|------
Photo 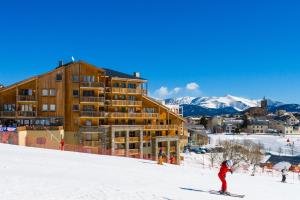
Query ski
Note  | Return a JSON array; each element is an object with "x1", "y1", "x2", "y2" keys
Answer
[{"x1": 209, "y1": 190, "x2": 245, "y2": 198}]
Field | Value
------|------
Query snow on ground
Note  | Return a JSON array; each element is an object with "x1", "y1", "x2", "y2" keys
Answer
[
  {"x1": 0, "y1": 143, "x2": 299, "y2": 200},
  {"x1": 208, "y1": 134, "x2": 300, "y2": 156}
]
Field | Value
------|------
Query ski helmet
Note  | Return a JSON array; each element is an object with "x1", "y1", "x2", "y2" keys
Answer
[{"x1": 226, "y1": 160, "x2": 233, "y2": 168}]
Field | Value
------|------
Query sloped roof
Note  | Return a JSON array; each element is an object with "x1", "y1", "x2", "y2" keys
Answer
[
  {"x1": 267, "y1": 154, "x2": 300, "y2": 165},
  {"x1": 142, "y1": 96, "x2": 185, "y2": 122},
  {"x1": 102, "y1": 68, "x2": 146, "y2": 80}
]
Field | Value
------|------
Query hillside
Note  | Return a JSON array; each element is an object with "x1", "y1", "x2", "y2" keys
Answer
[{"x1": 0, "y1": 143, "x2": 299, "y2": 200}]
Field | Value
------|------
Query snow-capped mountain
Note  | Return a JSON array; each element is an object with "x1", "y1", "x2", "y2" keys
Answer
[
  {"x1": 164, "y1": 96, "x2": 196, "y2": 105},
  {"x1": 164, "y1": 95, "x2": 296, "y2": 116},
  {"x1": 165, "y1": 95, "x2": 261, "y2": 111}
]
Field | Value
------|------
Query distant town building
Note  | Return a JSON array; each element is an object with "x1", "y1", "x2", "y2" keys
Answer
[
  {"x1": 244, "y1": 99, "x2": 268, "y2": 117},
  {"x1": 247, "y1": 119, "x2": 269, "y2": 134}
]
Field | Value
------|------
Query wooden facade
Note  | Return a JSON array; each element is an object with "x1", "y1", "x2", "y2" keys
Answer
[{"x1": 0, "y1": 61, "x2": 185, "y2": 163}]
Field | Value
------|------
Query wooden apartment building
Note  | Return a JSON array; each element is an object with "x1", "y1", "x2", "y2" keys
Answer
[{"x1": 0, "y1": 61, "x2": 185, "y2": 163}]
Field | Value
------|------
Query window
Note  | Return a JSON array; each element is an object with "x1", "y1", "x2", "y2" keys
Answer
[
  {"x1": 83, "y1": 90, "x2": 94, "y2": 97},
  {"x1": 50, "y1": 104, "x2": 56, "y2": 111},
  {"x1": 128, "y1": 83, "x2": 136, "y2": 89},
  {"x1": 85, "y1": 120, "x2": 92, "y2": 126},
  {"x1": 42, "y1": 89, "x2": 48, "y2": 96},
  {"x1": 72, "y1": 104, "x2": 79, "y2": 111},
  {"x1": 56, "y1": 73, "x2": 62, "y2": 81},
  {"x1": 49, "y1": 89, "x2": 56, "y2": 96},
  {"x1": 42, "y1": 104, "x2": 48, "y2": 111},
  {"x1": 82, "y1": 75, "x2": 94, "y2": 82},
  {"x1": 86, "y1": 134, "x2": 92, "y2": 141},
  {"x1": 21, "y1": 104, "x2": 33, "y2": 111},
  {"x1": 72, "y1": 75, "x2": 79, "y2": 82},
  {"x1": 113, "y1": 82, "x2": 119, "y2": 87},
  {"x1": 73, "y1": 90, "x2": 79, "y2": 97},
  {"x1": 4, "y1": 104, "x2": 15, "y2": 111},
  {"x1": 121, "y1": 83, "x2": 126, "y2": 88}
]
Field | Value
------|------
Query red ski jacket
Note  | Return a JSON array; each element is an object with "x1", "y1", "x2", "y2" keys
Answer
[{"x1": 218, "y1": 162, "x2": 232, "y2": 177}]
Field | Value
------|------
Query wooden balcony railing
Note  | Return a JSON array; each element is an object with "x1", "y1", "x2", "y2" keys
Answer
[
  {"x1": 17, "y1": 95, "x2": 36, "y2": 102},
  {"x1": 129, "y1": 149, "x2": 139, "y2": 154},
  {"x1": 80, "y1": 111, "x2": 108, "y2": 118},
  {"x1": 17, "y1": 126, "x2": 63, "y2": 131},
  {"x1": 111, "y1": 100, "x2": 142, "y2": 106},
  {"x1": 80, "y1": 126, "x2": 103, "y2": 132},
  {"x1": 114, "y1": 149, "x2": 126, "y2": 155},
  {"x1": 128, "y1": 137, "x2": 140, "y2": 143},
  {"x1": 109, "y1": 112, "x2": 159, "y2": 118},
  {"x1": 111, "y1": 88, "x2": 147, "y2": 94},
  {"x1": 114, "y1": 137, "x2": 125, "y2": 143},
  {"x1": 80, "y1": 82, "x2": 105, "y2": 88},
  {"x1": 0, "y1": 111, "x2": 16, "y2": 117},
  {"x1": 170, "y1": 146, "x2": 176, "y2": 152},
  {"x1": 80, "y1": 97, "x2": 105, "y2": 103},
  {"x1": 144, "y1": 124, "x2": 179, "y2": 130},
  {"x1": 143, "y1": 136, "x2": 151, "y2": 141},
  {"x1": 17, "y1": 111, "x2": 36, "y2": 117}
]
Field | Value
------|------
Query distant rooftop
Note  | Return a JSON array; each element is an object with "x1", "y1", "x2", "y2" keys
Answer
[{"x1": 102, "y1": 68, "x2": 146, "y2": 80}]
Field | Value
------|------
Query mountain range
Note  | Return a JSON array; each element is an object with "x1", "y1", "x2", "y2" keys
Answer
[{"x1": 164, "y1": 95, "x2": 300, "y2": 116}]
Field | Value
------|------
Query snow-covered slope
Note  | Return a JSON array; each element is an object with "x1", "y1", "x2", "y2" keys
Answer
[{"x1": 0, "y1": 143, "x2": 299, "y2": 200}]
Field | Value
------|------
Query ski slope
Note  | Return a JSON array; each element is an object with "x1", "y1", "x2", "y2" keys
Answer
[{"x1": 0, "y1": 143, "x2": 299, "y2": 200}]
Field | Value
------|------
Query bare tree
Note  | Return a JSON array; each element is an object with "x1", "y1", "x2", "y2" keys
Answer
[
  {"x1": 208, "y1": 150, "x2": 221, "y2": 168},
  {"x1": 290, "y1": 142, "x2": 295, "y2": 156}
]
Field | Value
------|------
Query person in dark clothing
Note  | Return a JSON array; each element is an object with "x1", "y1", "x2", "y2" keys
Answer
[{"x1": 281, "y1": 167, "x2": 288, "y2": 183}]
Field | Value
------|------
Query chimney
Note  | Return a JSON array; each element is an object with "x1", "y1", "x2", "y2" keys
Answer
[
  {"x1": 133, "y1": 72, "x2": 140, "y2": 78},
  {"x1": 58, "y1": 60, "x2": 64, "y2": 67}
]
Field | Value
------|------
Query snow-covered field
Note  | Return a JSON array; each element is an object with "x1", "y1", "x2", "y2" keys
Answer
[
  {"x1": 208, "y1": 134, "x2": 300, "y2": 156},
  {"x1": 0, "y1": 143, "x2": 299, "y2": 200}
]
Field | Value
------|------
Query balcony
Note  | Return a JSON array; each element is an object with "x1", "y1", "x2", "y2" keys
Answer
[
  {"x1": 143, "y1": 136, "x2": 151, "y2": 141},
  {"x1": 83, "y1": 141, "x2": 100, "y2": 147},
  {"x1": 17, "y1": 126, "x2": 63, "y2": 131},
  {"x1": 111, "y1": 88, "x2": 147, "y2": 94},
  {"x1": 17, "y1": 111, "x2": 36, "y2": 117},
  {"x1": 80, "y1": 111, "x2": 108, "y2": 118},
  {"x1": 80, "y1": 126, "x2": 103, "y2": 132},
  {"x1": 17, "y1": 95, "x2": 36, "y2": 102},
  {"x1": 144, "y1": 124, "x2": 179, "y2": 130},
  {"x1": 0, "y1": 111, "x2": 16, "y2": 117},
  {"x1": 129, "y1": 149, "x2": 139, "y2": 155},
  {"x1": 170, "y1": 146, "x2": 176, "y2": 152},
  {"x1": 114, "y1": 149, "x2": 126, "y2": 156},
  {"x1": 80, "y1": 97, "x2": 105, "y2": 104},
  {"x1": 129, "y1": 137, "x2": 140, "y2": 143},
  {"x1": 80, "y1": 82, "x2": 105, "y2": 88},
  {"x1": 109, "y1": 112, "x2": 159, "y2": 118},
  {"x1": 114, "y1": 137, "x2": 125, "y2": 143},
  {"x1": 111, "y1": 100, "x2": 142, "y2": 106}
]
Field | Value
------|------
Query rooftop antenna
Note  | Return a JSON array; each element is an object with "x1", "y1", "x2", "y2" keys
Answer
[{"x1": 71, "y1": 56, "x2": 75, "y2": 62}]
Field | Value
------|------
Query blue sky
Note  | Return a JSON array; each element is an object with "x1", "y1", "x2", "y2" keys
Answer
[{"x1": 0, "y1": 0, "x2": 299, "y2": 103}]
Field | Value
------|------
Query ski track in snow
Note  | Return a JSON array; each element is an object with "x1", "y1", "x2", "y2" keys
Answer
[{"x1": 0, "y1": 143, "x2": 299, "y2": 200}]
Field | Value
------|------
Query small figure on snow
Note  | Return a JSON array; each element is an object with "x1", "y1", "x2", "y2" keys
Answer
[
  {"x1": 281, "y1": 167, "x2": 288, "y2": 183},
  {"x1": 218, "y1": 160, "x2": 234, "y2": 194},
  {"x1": 251, "y1": 164, "x2": 257, "y2": 176},
  {"x1": 158, "y1": 148, "x2": 163, "y2": 165},
  {"x1": 60, "y1": 138, "x2": 65, "y2": 151}
]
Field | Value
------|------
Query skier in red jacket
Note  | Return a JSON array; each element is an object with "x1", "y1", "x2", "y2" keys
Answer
[{"x1": 218, "y1": 160, "x2": 233, "y2": 194}]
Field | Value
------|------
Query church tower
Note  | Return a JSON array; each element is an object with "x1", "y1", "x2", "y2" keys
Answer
[{"x1": 261, "y1": 97, "x2": 267, "y2": 111}]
